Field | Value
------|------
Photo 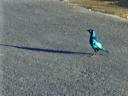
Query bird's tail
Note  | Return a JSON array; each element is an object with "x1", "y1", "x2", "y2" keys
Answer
[{"x1": 102, "y1": 47, "x2": 109, "y2": 53}]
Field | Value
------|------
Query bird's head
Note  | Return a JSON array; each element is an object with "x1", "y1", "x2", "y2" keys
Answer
[
  {"x1": 87, "y1": 29, "x2": 94, "y2": 34},
  {"x1": 87, "y1": 29, "x2": 96, "y2": 37}
]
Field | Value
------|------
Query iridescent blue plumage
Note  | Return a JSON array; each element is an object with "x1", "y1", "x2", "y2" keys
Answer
[{"x1": 87, "y1": 29, "x2": 109, "y2": 54}]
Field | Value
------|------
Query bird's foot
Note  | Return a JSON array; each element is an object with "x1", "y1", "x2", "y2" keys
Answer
[
  {"x1": 90, "y1": 53, "x2": 96, "y2": 57},
  {"x1": 90, "y1": 53, "x2": 103, "y2": 57}
]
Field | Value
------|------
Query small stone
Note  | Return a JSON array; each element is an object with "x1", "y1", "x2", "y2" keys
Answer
[{"x1": 89, "y1": 9, "x2": 92, "y2": 11}]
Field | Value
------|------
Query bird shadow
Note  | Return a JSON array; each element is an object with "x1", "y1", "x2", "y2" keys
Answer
[{"x1": 0, "y1": 44, "x2": 93, "y2": 56}]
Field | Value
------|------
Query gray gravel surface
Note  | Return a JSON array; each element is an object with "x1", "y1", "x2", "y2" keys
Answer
[{"x1": 0, "y1": 0, "x2": 128, "y2": 96}]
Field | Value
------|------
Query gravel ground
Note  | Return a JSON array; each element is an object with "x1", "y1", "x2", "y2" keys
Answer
[{"x1": 0, "y1": 0, "x2": 128, "y2": 96}]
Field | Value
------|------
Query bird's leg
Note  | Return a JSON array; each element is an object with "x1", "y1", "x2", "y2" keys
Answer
[
  {"x1": 92, "y1": 50, "x2": 96, "y2": 56},
  {"x1": 90, "y1": 50, "x2": 97, "y2": 57},
  {"x1": 93, "y1": 49, "x2": 98, "y2": 55}
]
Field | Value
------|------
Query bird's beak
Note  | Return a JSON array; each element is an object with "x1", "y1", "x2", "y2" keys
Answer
[{"x1": 87, "y1": 30, "x2": 90, "y2": 33}]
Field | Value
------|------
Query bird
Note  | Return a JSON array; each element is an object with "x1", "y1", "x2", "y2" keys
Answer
[{"x1": 87, "y1": 29, "x2": 109, "y2": 55}]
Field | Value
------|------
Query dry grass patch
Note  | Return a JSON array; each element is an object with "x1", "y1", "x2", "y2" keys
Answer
[{"x1": 67, "y1": 0, "x2": 128, "y2": 19}]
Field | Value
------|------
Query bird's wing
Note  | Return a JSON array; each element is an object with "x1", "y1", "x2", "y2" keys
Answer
[{"x1": 93, "y1": 39, "x2": 103, "y2": 49}]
